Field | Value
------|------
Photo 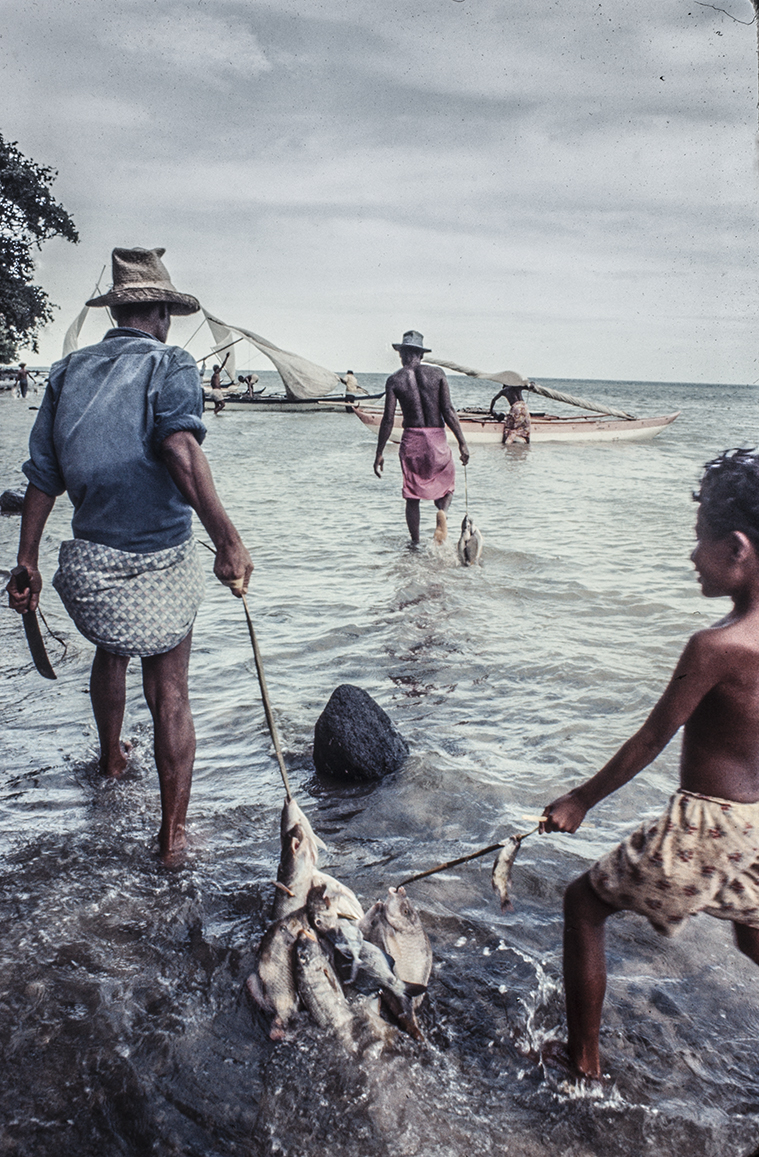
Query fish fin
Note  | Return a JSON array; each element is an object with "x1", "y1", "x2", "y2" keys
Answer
[
  {"x1": 274, "y1": 881, "x2": 295, "y2": 896},
  {"x1": 404, "y1": 982, "x2": 427, "y2": 998},
  {"x1": 245, "y1": 972, "x2": 271, "y2": 1012}
]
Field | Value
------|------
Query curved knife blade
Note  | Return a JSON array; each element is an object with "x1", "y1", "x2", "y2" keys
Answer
[{"x1": 12, "y1": 566, "x2": 56, "y2": 680}]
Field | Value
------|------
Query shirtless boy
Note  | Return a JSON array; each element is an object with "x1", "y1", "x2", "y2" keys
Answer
[
  {"x1": 540, "y1": 449, "x2": 759, "y2": 1079},
  {"x1": 373, "y1": 330, "x2": 469, "y2": 544}
]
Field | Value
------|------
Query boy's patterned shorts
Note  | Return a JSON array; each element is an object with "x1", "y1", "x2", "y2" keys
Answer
[{"x1": 590, "y1": 789, "x2": 759, "y2": 936}]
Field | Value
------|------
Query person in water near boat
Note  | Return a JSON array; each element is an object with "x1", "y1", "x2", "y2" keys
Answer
[
  {"x1": 209, "y1": 353, "x2": 230, "y2": 415},
  {"x1": 489, "y1": 384, "x2": 531, "y2": 444},
  {"x1": 15, "y1": 363, "x2": 35, "y2": 399},
  {"x1": 5, "y1": 246, "x2": 253, "y2": 865},
  {"x1": 373, "y1": 330, "x2": 469, "y2": 544},
  {"x1": 539, "y1": 448, "x2": 759, "y2": 1081}
]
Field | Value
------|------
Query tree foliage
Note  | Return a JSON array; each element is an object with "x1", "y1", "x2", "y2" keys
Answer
[{"x1": 0, "y1": 134, "x2": 79, "y2": 364}]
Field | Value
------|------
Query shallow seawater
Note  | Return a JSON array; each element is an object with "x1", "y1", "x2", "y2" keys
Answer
[{"x1": 2, "y1": 375, "x2": 759, "y2": 1156}]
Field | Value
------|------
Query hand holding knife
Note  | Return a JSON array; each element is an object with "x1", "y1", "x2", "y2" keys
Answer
[{"x1": 7, "y1": 564, "x2": 57, "y2": 680}]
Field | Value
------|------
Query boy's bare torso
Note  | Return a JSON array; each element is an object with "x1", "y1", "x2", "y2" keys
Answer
[{"x1": 680, "y1": 612, "x2": 759, "y2": 802}]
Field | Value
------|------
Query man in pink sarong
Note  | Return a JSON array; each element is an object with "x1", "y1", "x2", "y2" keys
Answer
[{"x1": 373, "y1": 330, "x2": 469, "y2": 544}]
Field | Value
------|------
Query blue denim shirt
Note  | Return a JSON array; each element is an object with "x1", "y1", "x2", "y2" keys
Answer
[{"x1": 23, "y1": 328, "x2": 207, "y2": 554}]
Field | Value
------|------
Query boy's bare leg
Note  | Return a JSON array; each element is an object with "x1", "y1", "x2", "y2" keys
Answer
[
  {"x1": 434, "y1": 493, "x2": 453, "y2": 513},
  {"x1": 405, "y1": 499, "x2": 421, "y2": 543},
  {"x1": 556, "y1": 872, "x2": 618, "y2": 1079},
  {"x1": 141, "y1": 632, "x2": 195, "y2": 863},
  {"x1": 734, "y1": 922, "x2": 759, "y2": 965},
  {"x1": 90, "y1": 647, "x2": 131, "y2": 776}
]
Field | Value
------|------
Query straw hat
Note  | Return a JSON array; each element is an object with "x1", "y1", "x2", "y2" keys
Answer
[
  {"x1": 392, "y1": 330, "x2": 431, "y2": 353},
  {"x1": 86, "y1": 247, "x2": 200, "y2": 315}
]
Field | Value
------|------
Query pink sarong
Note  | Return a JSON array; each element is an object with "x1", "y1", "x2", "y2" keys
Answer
[{"x1": 399, "y1": 427, "x2": 455, "y2": 501}]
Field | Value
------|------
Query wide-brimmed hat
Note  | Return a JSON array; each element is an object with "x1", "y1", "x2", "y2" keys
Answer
[
  {"x1": 392, "y1": 329, "x2": 431, "y2": 353},
  {"x1": 86, "y1": 247, "x2": 200, "y2": 315}
]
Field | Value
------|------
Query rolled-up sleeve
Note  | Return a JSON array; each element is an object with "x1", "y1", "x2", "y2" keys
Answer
[
  {"x1": 22, "y1": 379, "x2": 66, "y2": 495},
  {"x1": 152, "y1": 348, "x2": 207, "y2": 451}
]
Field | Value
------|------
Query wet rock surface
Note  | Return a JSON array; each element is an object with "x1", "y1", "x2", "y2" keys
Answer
[
  {"x1": 313, "y1": 684, "x2": 409, "y2": 781},
  {"x1": 0, "y1": 488, "x2": 25, "y2": 513}
]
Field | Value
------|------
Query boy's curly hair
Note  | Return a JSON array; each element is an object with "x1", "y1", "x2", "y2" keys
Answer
[{"x1": 695, "y1": 448, "x2": 759, "y2": 548}]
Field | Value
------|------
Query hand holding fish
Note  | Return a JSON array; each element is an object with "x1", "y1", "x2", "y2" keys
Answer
[{"x1": 539, "y1": 790, "x2": 588, "y2": 834}]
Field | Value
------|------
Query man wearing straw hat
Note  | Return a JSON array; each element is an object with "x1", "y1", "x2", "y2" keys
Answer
[
  {"x1": 6, "y1": 246, "x2": 253, "y2": 863},
  {"x1": 374, "y1": 330, "x2": 469, "y2": 544}
]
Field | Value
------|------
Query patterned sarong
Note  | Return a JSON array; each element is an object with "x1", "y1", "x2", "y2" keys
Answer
[
  {"x1": 399, "y1": 427, "x2": 455, "y2": 501},
  {"x1": 52, "y1": 537, "x2": 205, "y2": 657},
  {"x1": 503, "y1": 400, "x2": 531, "y2": 442},
  {"x1": 589, "y1": 789, "x2": 759, "y2": 937}
]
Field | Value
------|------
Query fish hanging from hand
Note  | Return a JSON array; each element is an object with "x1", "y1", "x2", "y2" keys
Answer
[{"x1": 457, "y1": 514, "x2": 484, "y2": 566}]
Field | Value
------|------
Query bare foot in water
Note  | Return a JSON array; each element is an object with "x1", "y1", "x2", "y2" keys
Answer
[
  {"x1": 540, "y1": 1040, "x2": 603, "y2": 1084},
  {"x1": 99, "y1": 740, "x2": 133, "y2": 778},
  {"x1": 433, "y1": 510, "x2": 447, "y2": 543},
  {"x1": 158, "y1": 825, "x2": 188, "y2": 867}
]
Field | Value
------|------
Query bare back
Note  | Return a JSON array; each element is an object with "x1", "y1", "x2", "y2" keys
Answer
[
  {"x1": 385, "y1": 363, "x2": 467, "y2": 438},
  {"x1": 679, "y1": 614, "x2": 759, "y2": 801}
]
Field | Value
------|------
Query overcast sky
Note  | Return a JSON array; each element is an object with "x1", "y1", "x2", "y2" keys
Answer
[{"x1": 2, "y1": 0, "x2": 758, "y2": 382}]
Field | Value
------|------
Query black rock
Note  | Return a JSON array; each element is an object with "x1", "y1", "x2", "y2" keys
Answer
[
  {"x1": 0, "y1": 488, "x2": 25, "y2": 513},
  {"x1": 313, "y1": 684, "x2": 409, "y2": 781}
]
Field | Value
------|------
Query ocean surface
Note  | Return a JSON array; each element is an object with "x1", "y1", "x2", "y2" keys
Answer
[{"x1": 2, "y1": 374, "x2": 759, "y2": 1157}]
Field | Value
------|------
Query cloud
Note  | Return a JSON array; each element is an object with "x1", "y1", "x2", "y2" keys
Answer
[
  {"x1": 1, "y1": 0, "x2": 757, "y2": 380},
  {"x1": 102, "y1": 5, "x2": 272, "y2": 78}
]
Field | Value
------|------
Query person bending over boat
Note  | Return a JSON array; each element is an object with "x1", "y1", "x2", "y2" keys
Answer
[
  {"x1": 373, "y1": 330, "x2": 469, "y2": 544},
  {"x1": 489, "y1": 384, "x2": 531, "y2": 445},
  {"x1": 5, "y1": 247, "x2": 253, "y2": 865}
]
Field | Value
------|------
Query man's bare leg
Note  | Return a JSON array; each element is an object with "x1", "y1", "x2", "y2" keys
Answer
[
  {"x1": 546, "y1": 872, "x2": 618, "y2": 1080},
  {"x1": 90, "y1": 647, "x2": 131, "y2": 776},
  {"x1": 141, "y1": 632, "x2": 195, "y2": 863},
  {"x1": 433, "y1": 493, "x2": 451, "y2": 543},
  {"x1": 405, "y1": 499, "x2": 421, "y2": 543}
]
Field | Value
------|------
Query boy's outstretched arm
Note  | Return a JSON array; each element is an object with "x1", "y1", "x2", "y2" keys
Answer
[{"x1": 540, "y1": 631, "x2": 726, "y2": 834}]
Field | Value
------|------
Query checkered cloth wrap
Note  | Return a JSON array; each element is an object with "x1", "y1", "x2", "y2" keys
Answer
[
  {"x1": 52, "y1": 537, "x2": 205, "y2": 657},
  {"x1": 590, "y1": 789, "x2": 759, "y2": 937}
]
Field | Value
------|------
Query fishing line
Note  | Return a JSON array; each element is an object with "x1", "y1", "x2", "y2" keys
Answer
[
  {"x1": 197, "y1": 539, "x2": 292, "y2": 800},
  {"x1": 463, "y1": 462, "x2": 469, "y2": 515}
]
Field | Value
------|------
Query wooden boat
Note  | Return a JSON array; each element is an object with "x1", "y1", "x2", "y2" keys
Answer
[
  {"x1": 350, "y1": 406, "x2": 679, "y2": 444},
  {"x1": 203, "y1": 393, "x2": 357, "y2": 414}
]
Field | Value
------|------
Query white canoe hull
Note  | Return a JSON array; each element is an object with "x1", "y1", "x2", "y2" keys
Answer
[
  {"x1": 351, "y1": 407, "x2": 680, "y2": 444},
  {"x1": 204, "y1": 395, "x2": 354, "y2": 413}
]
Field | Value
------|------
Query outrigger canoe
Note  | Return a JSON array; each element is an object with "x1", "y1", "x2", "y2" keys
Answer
[{"x1": 350, "y1": 406, "x2": 679, "y2": 445}]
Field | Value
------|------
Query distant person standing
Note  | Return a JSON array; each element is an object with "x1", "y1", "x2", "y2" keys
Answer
[
  {"x1": 209, "y1": 353, "x2": 230, "y2": 415},
  {"x1": 489, "y1": 384, "x2": 531, "y2": 445},
  {"x1": 15, "y1": 363, "x2": 35, "y2": 399},
  {"x1": 373, "y1": 330, "x2": 469, "y2": 544}
]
